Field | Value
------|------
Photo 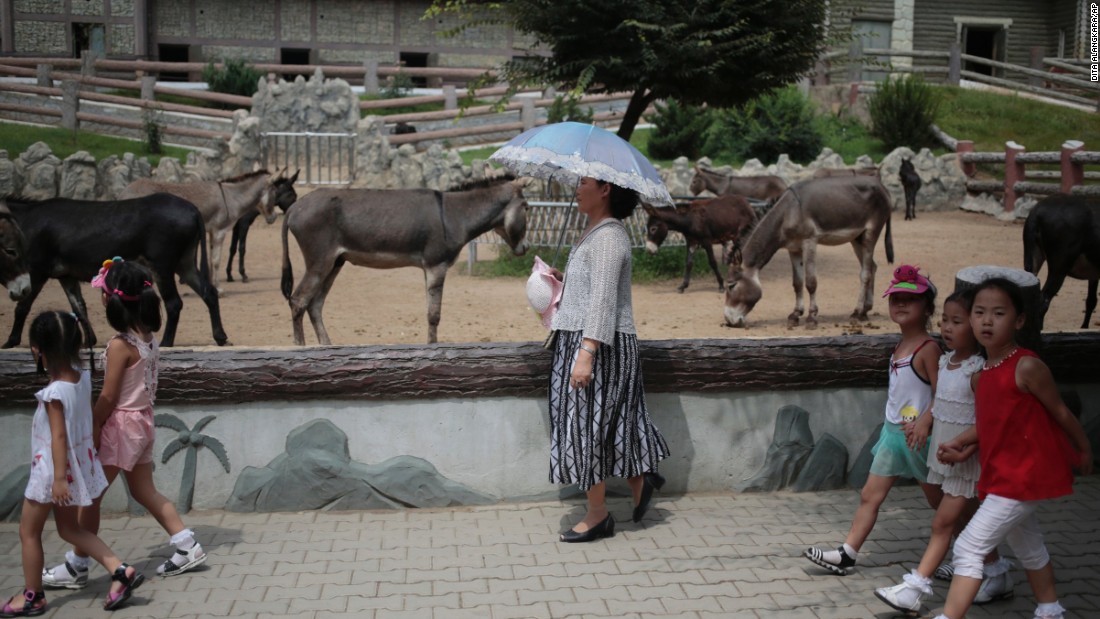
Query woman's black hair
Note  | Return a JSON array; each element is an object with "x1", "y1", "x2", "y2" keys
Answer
[
  {"x1": 597, "y1": 180, "x2": 640, "y2": 220},
  {"x1": 103, "y1": 261, "x2": 162, "y2": 334},
  {"x1": 943, "y1": 288, "x2": 975, "y2": 313},
  {"x1": 29, "y1": 311, "x2": 85, "y2": 376},
  {"x1": 974, "y1": 276, "x2": 1026, "y2": 318}
]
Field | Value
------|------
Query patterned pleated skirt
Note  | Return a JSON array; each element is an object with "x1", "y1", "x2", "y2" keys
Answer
[{"x1": 547, "y1": 330, "x2": 670, "y2": 491}]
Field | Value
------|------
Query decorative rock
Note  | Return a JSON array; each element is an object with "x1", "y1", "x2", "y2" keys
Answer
[
  {"x1": 225, "y1": 419, "x2": 493, "y2": 512},
  {"x1": 0, "y1": 467, "x2": 29, "y2": 522},
  {"x1": 153, "y1": 157, "x2": 185, "y2": 183},
  {"x1": 790, "y1": 433, "x2": 849, "y2": 492},
  {"x1": 14, "y1": 142, "x2": 61, "y2": 200},
  {"x1": 0, "y1": 151, "x2": 14, "y2": 198},
  {"x1": 847, "y1": 422, "x2": 882, "y2": 489},
  {"x1": 59, "y1": 151, "x2": 97, "y2": 199},
  {"x1": 735, "y1": 405, "x2": 815, "y2": 493}
]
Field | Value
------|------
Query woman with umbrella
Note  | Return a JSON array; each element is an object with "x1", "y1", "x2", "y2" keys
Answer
[{"x1": 492, "y1": 123, "x2": 672, "y2": 542}]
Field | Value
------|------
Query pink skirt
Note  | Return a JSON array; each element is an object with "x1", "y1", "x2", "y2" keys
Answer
[{"x1": 98, "y1": 408, "x2": 155, "y2": 471}]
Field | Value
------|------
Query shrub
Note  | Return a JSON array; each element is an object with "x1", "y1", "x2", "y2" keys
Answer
[
  {"x1": 868, "y1": 74, "x2": 941, "y2": 150},
  {"x1": 644, "y1": 98, "x2": 712, "y2": 160},
  {"x1": 202, "y1": 58, "x2": 264, "y2": 98},
  {"x1": 383, "y1": 73, "x2": 416, "y2": 99},
  {"x1": 546, "y1": 95, "x2": 594, "y2": 124},
  {"x1": 704, "y1": 86, "x2": 824, "y2": 163},
  {"x1": 142, "y1": 110, "x2": 163, "y2": 155}
]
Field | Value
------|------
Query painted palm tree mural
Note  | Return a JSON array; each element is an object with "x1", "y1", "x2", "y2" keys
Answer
[{"x1": 155, "y1": 414, "x2": 231, "y2": 513}]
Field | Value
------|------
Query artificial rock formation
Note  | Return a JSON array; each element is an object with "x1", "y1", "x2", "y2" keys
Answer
[{"x1": 736, "y1": 405, "x2": 815, "y2": 493}]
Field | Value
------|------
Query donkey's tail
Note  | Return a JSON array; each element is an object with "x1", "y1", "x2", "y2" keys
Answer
[
  {"x1": 280, "y1": 209, "x2": 294, "y2": 300},
  {"x1": 197, "y1": 213, "x2": 213, "y2": 295},
  {"x1": 884, "y1": 208, "x2": 894, "y2": 264}
]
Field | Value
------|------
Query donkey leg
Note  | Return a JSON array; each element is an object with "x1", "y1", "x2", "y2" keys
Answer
[
  {"x1": 787, "y1": 250, "x2": 805, "y2": 327},
  {"x1": 1038, "y1": 260, "x2": 1074, "y2": 331},
  {"x1": 177, "y1": 260, "x2": 229, "y2": 346},
  {"x1": 305, "y1": 258, "x2": 345, "y2": 346},
  {"x1": 3, "y1": 274, "x2": 48, "y2": 348},
  {"x1": 237, "y1": 224, "x2": 250, "y2": 283},
  {"x1": 702, "y1": 242, "x2": 724, "y2": 292},
  {"x1": 802, "y1": 242, "x2": 819, "y2": 329},
  {"x1": 1085, "y1": 279, "x2": 1098, "y2": 328},
  {"x1": 208, "y1": 229, "x2": 226, "y2": 295},
  {"x1": 58, "y1": 277, "x2": 98, "y2": 347},
  {"x1": 850, "y1": 238, "x2": 877, "y2": 321},
  {"x1": 678, "y1": 242, "x2": 697, "y2": 293},
  {"x1": 289, "y1": 258, "x2": 337, "y2": 346},
  {"x1": 226, "y1": 225, "x2": 239, "y2": 283},
  {"x1": 424, "y1": 264, "x2": 448, "y2": 344},
  {"x1": 156, "y1": 270, "x2": 185, "y2": 347}
]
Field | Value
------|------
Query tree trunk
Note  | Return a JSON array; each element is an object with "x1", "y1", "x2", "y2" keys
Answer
[{"x1": 617, "y1": 88, "x2": 654, "y2": 142}]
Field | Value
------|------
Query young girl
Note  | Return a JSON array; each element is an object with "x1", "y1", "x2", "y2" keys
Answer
[
  {"x1": 2, "y1": 312, "x2": 143, "y2": 616},
  {"x1": 805, "y1": 265, "x2": 944, "y2": 575},
  {"x1": 875, "y1": 290, "x2": 1010, "y2": 613},
  {"x1": 42, "y1": 259, "x2": 206, "y2": 591},
  {"x1": 933, "y1": 278, "x2": 1092, "y2": 619}
]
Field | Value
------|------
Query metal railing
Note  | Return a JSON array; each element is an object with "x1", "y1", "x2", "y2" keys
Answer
[{"x1": 261, "y1": 131, "x2": 356, "y2": 185}]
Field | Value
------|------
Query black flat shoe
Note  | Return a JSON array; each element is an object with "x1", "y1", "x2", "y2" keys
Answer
[
  {"x1": 559, "y1": 514, "x2": 615, "y2": 543},
  {"x1": 632, "y1": 472, "x2": 666, "y2": 523}
]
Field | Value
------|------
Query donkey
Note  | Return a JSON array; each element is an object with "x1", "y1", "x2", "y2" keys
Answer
[
  {"x1": 0, "y1": 201, "x2": 30, "y2": 301},
  {"x1": 724, "y1": 176, "x2": 894, "y2": 328},
  {"x1": 1023, "y1": 194, "x2": 1100, "y2": 330},
  {"x1": 226, "y1": 170, "x2": 300, "y2": 283},
  {"x1": 812, "y1": 167, "x2": 880, "y2": 179},
  {"x1": 2, "y1": 193, "x2": 227, "y2": 348},
  {"x1": 689, "y1": 165, "x2": 788, "y2": 202},
  {"x1": 643, "y1": 194, "x2": 758, "y2": 293},
  {"x1": 282, "y1": 177, "x2": 531, "y2": 345},
  {"x1": 899, "y1": 158, "x2": 922, "y2": 221},
  {"x1": 120, "y1": 169, "x2": 291, "y2": 294}
]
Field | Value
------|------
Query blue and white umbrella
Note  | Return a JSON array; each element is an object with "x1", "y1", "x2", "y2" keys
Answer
[{"x1": 490, "y1": 121, "x2": 673, "y2": 206}]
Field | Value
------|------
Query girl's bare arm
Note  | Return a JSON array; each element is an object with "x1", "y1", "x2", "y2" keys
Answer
[
  {"x1": 93, "y1": 339, "x2": 136, "y2": 432},
  {"x1": 46, "y1": 399, "x2": 72, "y2": 504},
  {"x1": 1018, "y1": 356, "x2": 1094, "y2": 475}
]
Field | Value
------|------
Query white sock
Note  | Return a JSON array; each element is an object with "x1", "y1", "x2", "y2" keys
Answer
[
  {"x1": 66, "y1": 550, "x2": 90, "y2": 570},
  {"x1": 1035, "y1": 601, "x2": 1065, "y2": 617},
  {"x1": 170, "y1": 528, "x2": 196, "y2": 550},
  {"x1": 821, "y1": 543, "x2": 858, "y2": 564}
]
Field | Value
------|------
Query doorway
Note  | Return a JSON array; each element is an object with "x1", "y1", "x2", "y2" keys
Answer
[
  {"x1": 280, "y1": 48, "x2": 313, "y2": 81},
  {"x1": 961, "y1": 25, "x2": 1005, "y2": 77},
  {"x1": 398, "y1": 52, "x2": 429, "y2": 88},
  {"x1": 72, "y1": 23, "x2": 106, "y2": 59}
]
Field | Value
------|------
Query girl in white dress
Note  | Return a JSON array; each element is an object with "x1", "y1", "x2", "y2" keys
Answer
[{"x1": 0, "y1": 312, "x2": 143, "y2": 617}]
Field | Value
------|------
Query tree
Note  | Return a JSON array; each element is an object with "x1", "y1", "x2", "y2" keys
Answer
[
  {"x1": 155, "y1": 414, "x2": 231, "y2": 514},
  {"x1": 428, "y1": 0, "x2": 828, "y2": 140}
]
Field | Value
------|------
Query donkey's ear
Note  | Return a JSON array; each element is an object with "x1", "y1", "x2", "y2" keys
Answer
[
  {"x1": 289, "y1": 169, "x2": 300, "y2": 184},
  {"x1": 513, "y1": 176, "x2": 535, "y2": 190}
]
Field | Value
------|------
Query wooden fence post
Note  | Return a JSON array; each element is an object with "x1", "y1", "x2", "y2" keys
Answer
[
  {"x1": 521, "y1": 98, "x2": 536, "y2": 131},
  {"x1": 363, "y1": 59, "x2": 379, "y2": 95},
  {"x1": 1028, "y1": 47, "x2": 1044, "y2": 88},
  {"x1": 948, "y1": 43, "x2": 961, "y2": 86},
  {"x1": 61, "y1": 80, "x2": 80, "y2": 130},
  {"x1": 956, "y1": 140, "x2": 976, "y2": 179},
  {"x1": 847, "y1": 37, "x2": 863, "y2": 84},
  {"x1": 443, "y1": 85, "x2": 457, "y2": 110},
  {"x1": 1061, "y1": 140, "x2": 1085, "y2": 193},
  {"x1": 80, "y1": 50, "x2": 95, "y2": 90},
  {"x1": 1004, "y1": 141, "x2": 1026, "y2": 214},
  {"x1": 140, "y1": 75, "x2": 156, "y2": 101},
  {"x1": 36, "y1": 64, "x2": 52, "y2": 87},
  {"x1": 814, "y1": 55, "x2": 829, "y2": 87}
]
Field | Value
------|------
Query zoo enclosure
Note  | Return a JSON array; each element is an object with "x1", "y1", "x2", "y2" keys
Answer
[{"x1": 261, "y1": 132, "x2": 357, "y2": 186}]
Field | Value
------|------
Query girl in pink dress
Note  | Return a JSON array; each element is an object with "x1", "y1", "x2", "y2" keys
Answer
[
  {"x1": 1, "y1": 312, "x2": 142, "y2": 616},
  {"x1": 42, "y1": 259, "x2": 206, "y2": 593},
  {"x1": 934, "y1": 278, "x2": 1093, "y2": 619}
]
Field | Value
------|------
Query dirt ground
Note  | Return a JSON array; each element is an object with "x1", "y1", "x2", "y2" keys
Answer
[{"x1": 1, "y1": 209, "x2": 1095, "y2": 350}]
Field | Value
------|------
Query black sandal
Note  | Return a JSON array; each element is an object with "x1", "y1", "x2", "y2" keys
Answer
[
  {"x1": 103, "y1": 564, "x2": 144, "y2": 611},
  {"x1": 0, "y1": 589, "x2": 46, "y2": 618}
]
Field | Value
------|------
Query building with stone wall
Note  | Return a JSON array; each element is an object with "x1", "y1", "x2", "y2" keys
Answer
[{"x1": 0, "y1": 0, "x2": 528, "y2": 78}]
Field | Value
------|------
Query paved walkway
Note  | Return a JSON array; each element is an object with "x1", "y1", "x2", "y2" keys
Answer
[{"x1": 2, "y1": 478, "x2": 1099, "y2": 619}]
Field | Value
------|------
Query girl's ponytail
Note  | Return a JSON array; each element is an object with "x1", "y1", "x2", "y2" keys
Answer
[
  {"x1": 97, "y1": 259, "x2": 163, "y2": 335},
  {"x1": 138, "y1": 282, "x2": 163, "y2": 333}
]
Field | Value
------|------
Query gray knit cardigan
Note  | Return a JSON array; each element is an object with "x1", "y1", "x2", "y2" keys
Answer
[{"x1": 550, "y1": 218, "x2": 636, "y2": 344}]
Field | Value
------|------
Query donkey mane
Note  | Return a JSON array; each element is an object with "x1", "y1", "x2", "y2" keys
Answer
[
  {"x1": 220, "y1": 169, "x2": 271, "y2": 183},
  {"x1": 447, "y1": 174, "x2": 516, "y2": 192}
]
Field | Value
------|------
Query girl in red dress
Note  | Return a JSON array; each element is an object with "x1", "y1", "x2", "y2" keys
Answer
[{"x1": 934, "y1": 278, "x2": 1093, "y2": 619}]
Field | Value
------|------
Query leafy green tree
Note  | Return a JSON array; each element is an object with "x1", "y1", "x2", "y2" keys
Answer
[
  {"x1": 645, "y1": 98, "x2": 712, "y2": 160},
  {"x1": 428, "y1": 0, "x2": 828, "y2": 140},
  {"x1": 705, "y1": 86, "x2": 824, "y2": 164},
  {"x1": 868, "y1": 75, "x2": 941, "y2": 150}
]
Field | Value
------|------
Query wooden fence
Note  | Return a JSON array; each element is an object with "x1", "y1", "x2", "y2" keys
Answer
[
  {"x1": 930, "y1": 124, "x2": 1100, "y2": 212},
  {"x1": 820, "y1": 43, "x2": 1100, "y2": 111}
]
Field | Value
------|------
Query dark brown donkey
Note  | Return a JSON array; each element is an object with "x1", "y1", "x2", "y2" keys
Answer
[
  {"x1": 282, "y1": 177, "x2": 531, "y2": 345},
  {"x1": 689, "y1": 164, "x2": 788, "y2": 202},
  {"x1": 724, "y1": 176, "x2": 894, "y2": 328},
  {"x1": 1023, "y1": 194, "x2": 1100, "y2": 330},
  {"x1": 642, "y1": 195, "x2": 758, "y2": 293},
  {"x1": 0, "y1": 201, "x2": 30, "y2": 301},
  {"x1": 899, "y1": 158, "x2": 921, "y2": 221}
]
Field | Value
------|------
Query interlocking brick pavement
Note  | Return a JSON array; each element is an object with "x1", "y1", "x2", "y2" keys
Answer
[{"x1": 1, "y1": 477, "x2": 1099, "y2": 618}]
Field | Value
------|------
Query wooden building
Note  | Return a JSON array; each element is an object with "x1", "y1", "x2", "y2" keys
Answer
[{"x1": 0, "y1": 0, "x2": 526, "y2": 73}]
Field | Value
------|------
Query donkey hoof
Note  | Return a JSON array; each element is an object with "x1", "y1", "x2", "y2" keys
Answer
[
  {"x1": 241, "y1": 275, "x2": 250, "y2": 283},
  {"x1": 805, "y1": 319, "x2": 819, "y2": 330}
]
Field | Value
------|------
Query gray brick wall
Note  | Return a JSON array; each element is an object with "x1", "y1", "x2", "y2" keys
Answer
[
  {"x1": 319, "y1": 49, "x2": 394, "y2": 64},
  {"x1": 109, "y1": 23, "x2": 134, "y2": 55},
  {"x1": 280, "y1": 0, "x2": 311, "y2": 42},
  {"x1": 112, "y1": 0, "x2": 135, "y2": 18},
  {"x1": 14, "y1": 21, "x2": 66, "y2": 53},
  {"x1": 13, "y1": 0, "x2": 63, "y2": 14},
  {"x1": 195, "y1": 0, "x2": 275, "y2": 40},
  {"x1": 398, "y1": 1, "x2": 433, "y2": 45},
  {"x1": 156, "y1": 1, "x2": 190, "y2": 38},
  {"x1": 202, "y1": 44, "x2": 274, "y2": 62},
  {"x1": 316, "y1": 0, "x2": 393, "y2": 44},
  {"x1": 438, "y1": 53, "x2": 510, "y2": 68},
  {"x1": 71, "y1": 0, "x2": 105, "y2": 17}
]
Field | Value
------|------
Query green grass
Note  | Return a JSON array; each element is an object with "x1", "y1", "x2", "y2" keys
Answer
[
  {"x1": 934, "y1": 86, "x2": 1100, "y2": 152},
  {"x1": 472, "y1": 245, "x2": 718, "y2": 283},
  {"x1": 105, "y1": 89, "x2": 216, "y2": 108},
  {"x1": 0, "y1": 121, "x2": 194, "y2": 165}
]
